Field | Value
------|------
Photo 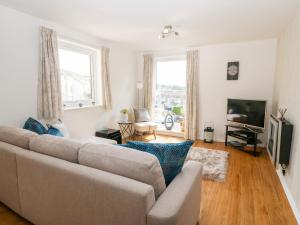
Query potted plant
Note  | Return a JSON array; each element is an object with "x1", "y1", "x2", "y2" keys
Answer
[
  {"x1": 172, "y1": 106, "x2": 185, "y2": 132},
  {"x1": 120, "y1": 108, "x2": 129, "y2": 122},
  {"x1": 178, "y1": 117, "x2": 185, "y2": 132},
  {"x1": 172, "y1": 106, "x2": 183, "y2": 116}
]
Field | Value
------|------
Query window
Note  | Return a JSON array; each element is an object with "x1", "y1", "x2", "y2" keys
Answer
[
  {"x1": 153, "y1": 57, "x2": 186, "y2": 133},
  {"x1": 58, "y1": 40, "x2": 101, "y2": 109}
]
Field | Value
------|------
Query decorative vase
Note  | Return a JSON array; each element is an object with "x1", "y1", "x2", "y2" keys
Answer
[
  {"x1": 180, "y1": 121, "x2": 185, "y2": 132},
  {"x1": 164, "y1": 114, "x2": 174, "y2": 130},
  {"x1": 120, "y1": 113, "x2": 128, "y2": 122}
]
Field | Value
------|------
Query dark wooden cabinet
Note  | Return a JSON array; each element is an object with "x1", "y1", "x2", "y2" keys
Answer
[{"x1": 95, "y1": 129, "x2": 122, "y2": 144}]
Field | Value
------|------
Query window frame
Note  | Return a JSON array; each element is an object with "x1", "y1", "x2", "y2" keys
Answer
[
  {"x1": 153, "y1": 55, "x2": 187, "y2": 133},
  {"x1": 58, "y1": 39, "x2": 100, "y2": 109}
]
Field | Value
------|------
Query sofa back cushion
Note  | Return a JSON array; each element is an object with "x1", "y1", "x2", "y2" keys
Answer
[
  {"x1": 133, "y1": 108, "x2": 151, "y2": 122},
  {"x1": 0, "y1": 126, "x2": 37, "y2": 149},
  {"x1": 29, "y1": 135, "x2": 82, "y2": 163},
  {"x1": 79, "y1": 143, "x2": 166, "y2": 198}
]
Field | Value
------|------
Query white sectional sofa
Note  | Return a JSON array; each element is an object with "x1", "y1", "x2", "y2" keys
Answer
[{"x1": 0, "y1": 126, "x2": 202, "y2": 225}]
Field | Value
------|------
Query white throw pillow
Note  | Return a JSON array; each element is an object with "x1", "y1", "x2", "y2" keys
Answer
[
  {"x1": 51, "y1": 121, "x2": 70, "y2": 138},
  {"x1": 134, "y1": 108, "x2": 151, "y2": 122}
]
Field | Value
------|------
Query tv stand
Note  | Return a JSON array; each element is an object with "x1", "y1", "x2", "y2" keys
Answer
[{"x1": 225, "y1": 124, "x2": 263, "y2": 156}]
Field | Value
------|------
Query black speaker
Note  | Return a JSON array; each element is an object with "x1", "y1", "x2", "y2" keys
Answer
[{"x1": 278, "y1": 120, "x2": 293, "y2": 175}]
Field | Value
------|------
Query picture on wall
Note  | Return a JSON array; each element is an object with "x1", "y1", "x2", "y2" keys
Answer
[{"x1": 227, "y1": 61, "x2": 239, "y2": 80}]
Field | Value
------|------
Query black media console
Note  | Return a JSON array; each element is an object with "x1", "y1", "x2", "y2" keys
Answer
[{"x1": 225, "y1": 124, "x2": 263, "y2": 156}]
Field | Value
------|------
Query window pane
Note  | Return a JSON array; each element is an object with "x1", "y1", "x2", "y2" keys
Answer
[
  {"x1": 58, "y1": 48, "x2": 92, "y2": 103},
  {"x1": 156, "y1": 60, "x2": 186, "y2": 87}
]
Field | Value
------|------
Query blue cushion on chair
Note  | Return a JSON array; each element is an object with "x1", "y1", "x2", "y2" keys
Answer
[
  {"x1": 23, "y1": 117, "x2": 48, "y2": 135},
  {"x1": 47, "y1": 126, "x2": 64, "y2": 137},
  {"x1": 123, "y1": 141, "x2": 194, "y2": 185}
]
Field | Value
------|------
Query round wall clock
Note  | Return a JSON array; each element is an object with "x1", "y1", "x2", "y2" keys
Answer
[
  {"x1": 227, "y1": 61, "x2": 239, "y2": 80},
  {"x1": 228, "y1": 65, "x2": 238, "y2": 76}
]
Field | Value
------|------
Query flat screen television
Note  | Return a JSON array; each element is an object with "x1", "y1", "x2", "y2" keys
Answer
[{"x1": 227, "y1": 99, "x2": 266, "y2": 129}]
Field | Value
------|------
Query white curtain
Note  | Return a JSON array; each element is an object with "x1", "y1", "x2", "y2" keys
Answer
[
  {"x1": 143, "y1": 54, "x2": 154, "y2": 111},
  {"x1": 185, "y1": 50, "x2": 199, "y2": 140},
  {"x1": 37, "y1": 27, "x2": 62, "y2": 123},
  {"x1": 101, "y1": 47, "x2": 112, "y2": 110}
]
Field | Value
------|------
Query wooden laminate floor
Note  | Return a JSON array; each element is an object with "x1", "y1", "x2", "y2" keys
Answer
[{"x1": 0, "y1": 135, "x2": 297, "y2": 225}]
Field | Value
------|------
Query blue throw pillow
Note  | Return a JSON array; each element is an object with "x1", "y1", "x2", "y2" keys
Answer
[
  {"x1": 23, "y1": 117, "x2": 48, "y2": 135},
  {"x1": 124, "y1": 141, "x2": 194, "y2": 186},
  {"x1": 47, "y1": 126, "x2": 64, "y2": 137}
]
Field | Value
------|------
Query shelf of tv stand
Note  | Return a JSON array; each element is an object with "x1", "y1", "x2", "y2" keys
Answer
[
  {"x1": 226, "y1": 124, "x2": 263, "y2": 134},
  {"x1": 225, "y1": 124, "x2": 263, "y2": 156}
]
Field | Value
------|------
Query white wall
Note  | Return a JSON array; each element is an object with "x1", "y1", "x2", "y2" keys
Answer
[
  {"x1": 0, "y1": 5, "x2": 137, "y2": 138},
  {"x1": 198, "y1": 39, "x2": 277, "y2": 142},
  {"x1": 138, "y1": 39, "x2": 277, "y2": 143},
  {"x1": 273, "y1": 12, "x2": 300, "y2": 212}
]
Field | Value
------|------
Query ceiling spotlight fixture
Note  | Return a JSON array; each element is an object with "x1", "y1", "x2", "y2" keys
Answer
[{"x1": 158, "y1": 25, "x2": 179, "y2": 39}]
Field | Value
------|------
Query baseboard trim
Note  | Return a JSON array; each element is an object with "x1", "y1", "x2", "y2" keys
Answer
[
  {"x1": 276, "y1": 169, "x2": 300, "y2": 224},
  {"x1": 198, "y1": 138, "x2": 224, "y2": 142}
]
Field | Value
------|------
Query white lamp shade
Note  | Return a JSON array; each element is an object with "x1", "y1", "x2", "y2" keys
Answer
[{"x1": 137, "y1": 81, "x2": 143, "y2": 90}]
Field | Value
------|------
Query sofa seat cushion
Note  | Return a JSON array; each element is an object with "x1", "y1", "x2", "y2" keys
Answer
[
  {"x1": 79, "y1": 136, "x2": 117, "y2": 145},
  {"x1": 78, "y1": 143, "x2": 166, "y2": 198},
  {"x1": 123, "y1": 141, "x2": 194, "y2": 186},
  {"x1": 134, "y1": 122, "x2": 157, "y2": 132},
  {"x1": 29, "y1": 135, "x2": 82, "y2": 163},
  {"x1": 0, "y1": 126, "x2": 37, "y2": 149}
]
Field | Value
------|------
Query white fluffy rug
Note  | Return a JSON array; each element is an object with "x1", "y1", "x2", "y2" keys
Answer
[{"x1": 186, "y1": 147, "x2": 230, "y2": 182}]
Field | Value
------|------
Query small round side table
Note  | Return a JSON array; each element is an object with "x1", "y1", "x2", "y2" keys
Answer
[{"x1": 118, "y1": 121, "x2": 134, "y2": 141}]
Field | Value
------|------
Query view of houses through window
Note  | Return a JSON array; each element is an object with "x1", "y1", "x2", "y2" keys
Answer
[{"x1": 153, "y1": 58, "x2": 186, "y2": 133}]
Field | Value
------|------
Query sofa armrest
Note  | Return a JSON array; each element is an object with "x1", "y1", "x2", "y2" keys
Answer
[{"x1": 147, "y1": 161, "x2": 202, "y2": 225}]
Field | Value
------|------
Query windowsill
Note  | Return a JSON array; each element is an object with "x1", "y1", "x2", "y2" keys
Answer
[
  {"x1": 156, "y1": 123, "x2": 184, "y2": 137},
  {"x1": 156, "y1": 129, "x2": 184, "y2": 137},
  {"x1": 63, "y1": 105, "x2": 102, "y2": 111}
]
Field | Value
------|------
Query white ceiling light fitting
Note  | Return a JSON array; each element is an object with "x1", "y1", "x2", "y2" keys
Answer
[{"x1": 158, "y1": 25, "x2": 179, "y2": 39}]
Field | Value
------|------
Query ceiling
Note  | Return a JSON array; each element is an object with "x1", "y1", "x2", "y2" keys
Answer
[{"x1": 1, "y1": 0, "x2": 300, "y2": 50}]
